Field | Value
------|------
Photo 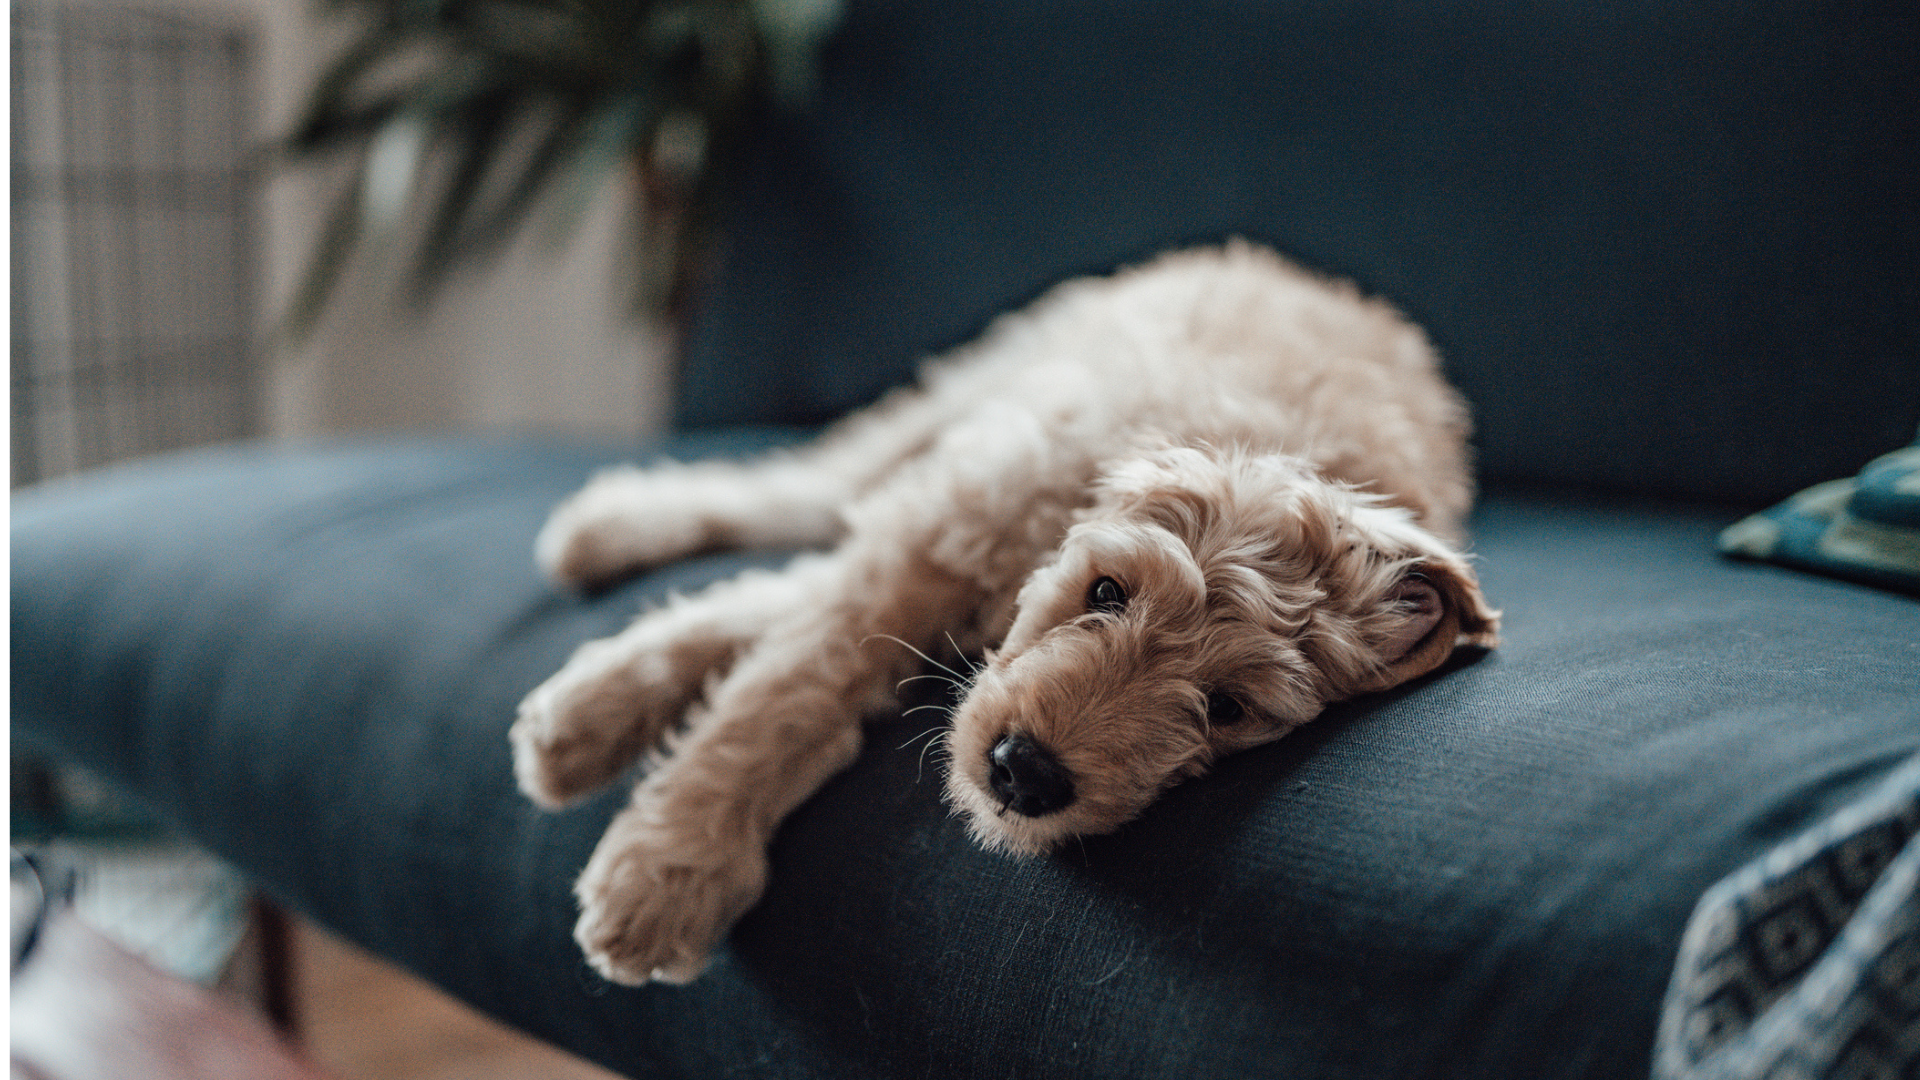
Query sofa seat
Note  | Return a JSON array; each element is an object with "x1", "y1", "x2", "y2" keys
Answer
[{"x1": 13, "y1": 435, "x2": 1917, "y2": 1079}]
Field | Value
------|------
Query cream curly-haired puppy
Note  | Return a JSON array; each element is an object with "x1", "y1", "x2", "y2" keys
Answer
[{"x1": 512, "y1": 241, "x2": 1500, "y2": 985}]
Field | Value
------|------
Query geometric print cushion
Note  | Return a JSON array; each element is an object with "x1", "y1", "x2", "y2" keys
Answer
[
  {"x1": 1720, "y1": 439, "x2": 1920, "y2": 598},
  {"x1": 1652, "y1": 754, "x2": 1920, "y2": 1080}
]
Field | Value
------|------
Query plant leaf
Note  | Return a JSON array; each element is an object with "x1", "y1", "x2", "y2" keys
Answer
[
  {"x1": 279, "y1": 158, "x2": 371, "y2": 342},
  {"x1": 407, "y1": 86, "x2": 517, "y2": 303}
]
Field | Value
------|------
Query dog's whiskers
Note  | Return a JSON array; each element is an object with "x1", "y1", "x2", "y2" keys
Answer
[
  {"x1": 943, "y1": 632, "x2": 985, "y2": 677},
  {"x1": 864, "y1": 633, "x2": 977, "y2": 687},
  {"x1": 895, "y1": 671, "x2": 967, "y2": 694},
  {"x1": 896, "y1": 721, "x2": 952, "y2": 784},
  {"x1": 897, "y1": 721, "x2": 945, "y2": 750}
]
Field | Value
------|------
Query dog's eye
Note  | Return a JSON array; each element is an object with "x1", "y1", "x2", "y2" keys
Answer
[
  {"x1": 1205, "y1": 691, "x2": 1247, "y2": 725},
  {"x1": 1086, "y1": 576, "x2": 1128, "y2": 615}
]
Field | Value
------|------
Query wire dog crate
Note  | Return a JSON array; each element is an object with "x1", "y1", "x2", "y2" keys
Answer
[{"x1": 11, "y1": 2, "x2": 258, "y2": 487}]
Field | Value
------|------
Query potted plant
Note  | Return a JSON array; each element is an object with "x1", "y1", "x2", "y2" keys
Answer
[{"x1": 278, "y1": 0, "x2": 841, "y2": 333}]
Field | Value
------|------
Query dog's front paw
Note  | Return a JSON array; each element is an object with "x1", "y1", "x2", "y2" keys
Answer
[
  {"x1": 572, "y1": 816, "x2": 769, "y2": 985},
  {"x1": 510, "y1": 696, "x2": 626, "y2": 811},
  {"x1": 512, "y1": 639, "x2": 682, "y2": 809}
]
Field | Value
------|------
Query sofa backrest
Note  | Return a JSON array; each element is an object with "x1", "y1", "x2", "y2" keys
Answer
[{"x1": 676, "y1": 0, "x2": 1919, "y2": 506}]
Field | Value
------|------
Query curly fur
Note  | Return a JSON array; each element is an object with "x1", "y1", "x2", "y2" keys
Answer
[{"x1": 511, "y1": 241, "x2": 1500, "y2": 984}]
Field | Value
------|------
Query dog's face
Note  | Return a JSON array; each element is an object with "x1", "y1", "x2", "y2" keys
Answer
[{"x1": 944, "y1": 445, "x2": 1499, "y2": 855}]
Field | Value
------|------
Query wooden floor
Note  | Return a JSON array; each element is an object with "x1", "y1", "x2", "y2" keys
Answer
[
  {"x1": 25, "y1": 835, "x2": 620, "y2": 1079},
  {"x1": 290, "y1": 919, "x2": 621, "y2": 1080}
]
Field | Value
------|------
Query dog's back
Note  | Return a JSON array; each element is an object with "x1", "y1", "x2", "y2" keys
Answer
[{"x1": 906, "y1": 240, "x2": 1476, "y2": 538}]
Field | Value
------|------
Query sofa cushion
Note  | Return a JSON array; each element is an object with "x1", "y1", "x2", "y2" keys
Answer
[
  {"x1": 11, "y1": 438, "x2": 1917, "y2": 1079},
  {"x1": 678, "y1": 0, "x2": 1920, "y2": 505}
]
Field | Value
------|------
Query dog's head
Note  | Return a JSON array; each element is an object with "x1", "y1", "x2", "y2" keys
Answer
[{"x1": 944, "y1": 444, "x2": 1500, "y2": 855}]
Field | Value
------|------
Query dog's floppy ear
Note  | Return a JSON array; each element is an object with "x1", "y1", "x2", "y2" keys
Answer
[{"x1": 1356, "y1": 555, "x2": 1501, "y2": 695}]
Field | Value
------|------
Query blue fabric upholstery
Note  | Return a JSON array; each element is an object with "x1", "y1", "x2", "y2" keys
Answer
[
  {"x1": 12, "y1": 439, "x2": 1918, "y2": 1079},
  {"x1": 679, "y1": 0, "x2": 1920, "y2": 506}
]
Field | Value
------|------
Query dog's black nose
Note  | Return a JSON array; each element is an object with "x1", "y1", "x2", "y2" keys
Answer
[{"x1": 987, "y1": 734, "x2": 1075, "y2": 817}]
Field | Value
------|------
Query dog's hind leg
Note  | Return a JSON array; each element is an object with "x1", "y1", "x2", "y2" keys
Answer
[
  {"x1": 533, "y1": 455, "x2": 848, "y2": 590},
  {"x1": 511, "y1": 554, "x2": 837, "y2": 809},
  {"x1": 536, "y1": 377, "x2": 987, "y2": 590}
]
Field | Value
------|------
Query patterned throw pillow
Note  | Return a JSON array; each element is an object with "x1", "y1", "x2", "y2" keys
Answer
[
  {"x1": 1720, "y1": 439, "x2": 1920, "y2": 598},
  {"x1": 1652, "y1": 756, "x2": 1920, "y2": 1080}
]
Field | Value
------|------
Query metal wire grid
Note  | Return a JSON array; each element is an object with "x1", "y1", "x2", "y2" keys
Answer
[{"x1": 11, "y1": 2, "x2": 258, "y2": 487}]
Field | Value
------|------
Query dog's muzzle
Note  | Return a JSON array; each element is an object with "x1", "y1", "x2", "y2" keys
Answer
[{"x1": 987, "y1": 734, "x2": 1075, "y2": 817}]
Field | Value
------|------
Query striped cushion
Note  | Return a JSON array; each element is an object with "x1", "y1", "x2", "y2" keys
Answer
[{"x1": 1720, "y1": 439, "x2": 1920, "y2": 598}]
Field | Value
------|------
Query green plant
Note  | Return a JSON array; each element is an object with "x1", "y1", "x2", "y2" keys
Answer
[{"x1": 279, "y1": 0, "x2": 840, "y2": 335}]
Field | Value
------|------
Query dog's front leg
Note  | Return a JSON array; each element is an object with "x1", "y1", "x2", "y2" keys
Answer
[
  {"x1": 512, "y1": 555, "x2": 842, "y2": 809},
  {"x1": 568, "y1": 543, "x2": 978, "y2": 985}
]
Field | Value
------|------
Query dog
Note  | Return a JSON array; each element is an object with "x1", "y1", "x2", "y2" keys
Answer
[{"x1": 510, "y1": 240, "x2": 1500, "y2": 985}]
